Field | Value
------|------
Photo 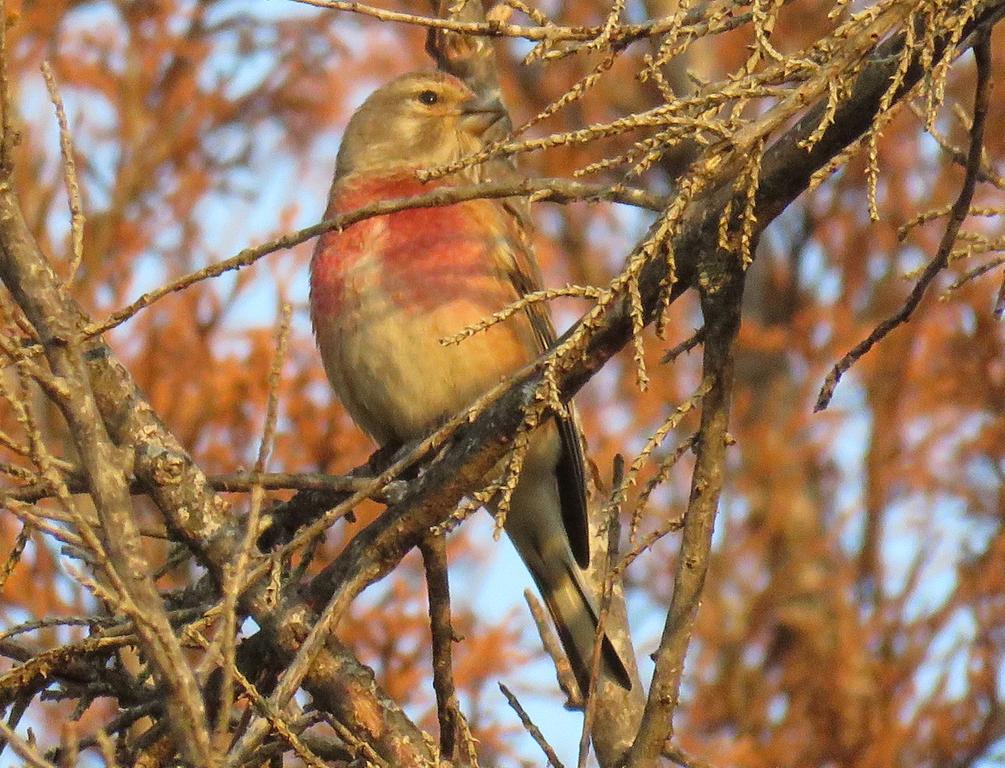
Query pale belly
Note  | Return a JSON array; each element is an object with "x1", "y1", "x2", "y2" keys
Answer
[{"x1": 316, "y1": 290, "x2": 536, "y2": 445}]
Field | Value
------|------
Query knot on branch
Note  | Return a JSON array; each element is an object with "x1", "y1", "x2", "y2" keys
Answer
[{"x1": 144, "y1": 445, "x2": 187, "y2": 487}]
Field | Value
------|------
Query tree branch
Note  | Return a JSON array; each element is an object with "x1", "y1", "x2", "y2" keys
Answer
[
  {"x1": 84, "y1": 178, "x2": 663, "y2": 340},
  {"x1": 625, "y1": 258, "x2": 744, "y2": 766},
  {"x1": 815, "y1": 33, "x2": 994, "y2": 411},
  {"x1": 420, "y1": 533, "x2": 461, "y2": 761}
]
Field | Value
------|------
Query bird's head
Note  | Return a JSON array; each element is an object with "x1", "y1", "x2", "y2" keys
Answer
[{"x1": 335, "y1": 71, "x2": 506, "y2": 180}]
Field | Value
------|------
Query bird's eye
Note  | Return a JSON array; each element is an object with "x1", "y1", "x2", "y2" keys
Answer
[{"x1": 417, "y1": 89, "x2": 439, "y2": 105}]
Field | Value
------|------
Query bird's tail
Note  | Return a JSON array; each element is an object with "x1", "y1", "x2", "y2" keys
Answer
[
  {"x1": 504, "y1": 425, "x2": 633, "y2": 693},
  {"x1": 527, "y1": 552, "x2": 634, "y2": 694}
]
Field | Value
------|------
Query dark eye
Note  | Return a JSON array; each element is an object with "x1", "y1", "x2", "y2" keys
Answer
[{"x1": 417, "y1": 89, "x2": 439, "y2": 105}]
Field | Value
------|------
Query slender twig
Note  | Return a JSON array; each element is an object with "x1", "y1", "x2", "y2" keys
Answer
[
  {"x1": 578, "y1": 503, "x2": 621, "y2": 768},
  {"x1": 314, "y1": 712, "x2": 390, "y2": 768},
  {"x1": 815, "y1": 35, "x2": 993, "y2": 411},
  {"x1": 661, "y1": 328, "x2": 705, "y2": 363},
  {"x1": 0, "y1": 0, "x2": 14, "y2": 169},
  {"x1": 83, "y1": 178, "x2": 664, "y2": 339},
  {"x1": 215, "y1": 304, "x2": 292, "y2": 754},
  {"x1": 0, "y1": 718, "x2": 57, "y2": 768},
  {"x1": 0, "y1": 522, "x2": 30, "y2": 590},
  {"x1": 0, "y1": 693, "x2": 34, "y2": 763},
  {"x1": 664, "y1": 744, "x2": 720, "y2": 768},
  {"x1": 499, "y1": 683, "x2": 566, "y2": 768},
  {"x1": 4, "y1": 470, "x2": 402, "y2": 504},
  {"x1": 40, "y1": 62, "x2": 85, "y2": 280},
  {"x1": 294, "y1": 0, "x2": 581, "y2": 40},
  {"x1": 295, "y1": 0, "x2": 753, "y2": 47},
  {"x1": 524, "y1": 589, "x2": 581, "y2": 705},
  {"x1": 907, "y1": 100, "x2": 1005, "y2": 189},
  {"x1": 94, "y1": 730, "x2": 120, "y2": 768},
  {"x1": 58, "y1": 722, "x2": 79, "y2": 768},
  {"x1": 947, "y1": 255, "x2": 1005, "y2": 291}
]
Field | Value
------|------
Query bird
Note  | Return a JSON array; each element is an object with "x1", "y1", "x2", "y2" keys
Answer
[{"x1": 309, "y1": 70, "x2": 631, "y2": 693}]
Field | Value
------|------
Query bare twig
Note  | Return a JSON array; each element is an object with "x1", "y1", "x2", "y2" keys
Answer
[
  {"x1": 0, "y1": 522, "x2": 30, "y2": 590},
  {"x1": 499, "y1": 682, "x2": 566, "y2": 768},
  {"x1": 84, "y1": 178, "x2": 664, "y2": 339},
  {"x1": 0, "y1": 694, "x2": 34, "y2": 764},
  {"x1": 4, "y1": 470, "x2": 404, "y2": 505},
  {"x1": 947, "y1": 255, "x2": 1005, "y2": 292},
  {"x1": 908, "y1": 100, "x2": 1005, "y2": 189},
  {"x1": 815, "y1": 34, "x2": 993, "y2": 411},
  {"x1": 661, "y1": 328, "x2": 705, "y2": 363},
  {"x1": 0, "y1": 0, "x2": 14, "y2": 168},
  {"x1": 58, "y1": 722, "x2": 78, "y2": 768},
  {"x1": 664, "y1": 744, "x2": 720, "y2": 768},
  {"x1": 578, "y1": 503, "x2": 621, "y2": 768},
  {"x1": 40, "y1": 62, "x2": 85, "y2": 280},
  {"x1": 296, "y1": 0, "x2": 757, "y2": 49},
  {"x1": 215, "y1": 304, "x2": 292, "y2": 754},
  {"x1": 0, "y1": 718, "x2": 56, "y2": 768},
  {"x1": 525, "y1": 589, "x2": 581, "y2": 705},
  {"x1": 94, "y1": 730, "x2": 119, "y2": 768},
  {"x1": 295, "y1": 0, "x2": 579, "y2": 41}
]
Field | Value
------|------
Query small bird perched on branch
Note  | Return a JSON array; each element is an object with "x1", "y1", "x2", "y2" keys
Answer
[{"x1": 310, "y1": 71, "x2": 631, "y2": 693}]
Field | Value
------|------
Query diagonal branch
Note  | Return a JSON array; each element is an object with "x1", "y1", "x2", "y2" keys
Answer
[
  {"x1": 500, "y1": 682, "x2": 566, "y2": 768},
  {"x1": 83, "y1": 178, "x2": 662, "y2": 339},
  {"x1": 815, "y1": 34, "x2": 994, "y2": 411}
]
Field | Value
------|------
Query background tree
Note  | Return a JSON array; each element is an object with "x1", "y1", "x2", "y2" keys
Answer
[{"x1": 0, "y1": 0, "x2": 1003, "y2": 766}]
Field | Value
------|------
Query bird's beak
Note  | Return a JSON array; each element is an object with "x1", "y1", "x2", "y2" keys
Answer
[{"x1": 459, "y1": 92, "x2": 506, "y2": 135}]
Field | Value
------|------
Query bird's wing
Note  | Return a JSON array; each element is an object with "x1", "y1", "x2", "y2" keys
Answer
[{"x1": 493, "y1": 200, "x2": 592, "y2": 569}]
